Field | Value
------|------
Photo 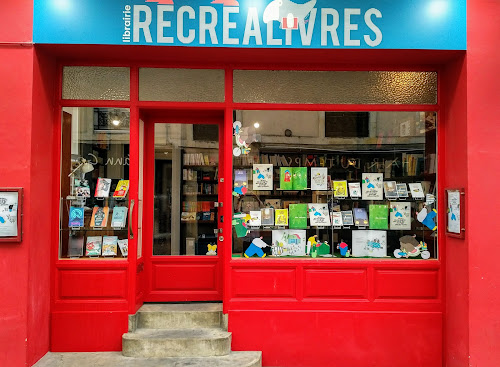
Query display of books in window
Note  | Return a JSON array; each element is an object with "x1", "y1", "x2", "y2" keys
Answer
[
  {"x1": 113, "y1": 180, "x2": 129, "y2": 199},
  {"x1": 102, "y1": 236, "x2": 118, "y2": 256},
  {"x1": 68, "y1": 235, "x2": 84, "y2": 257},
  {"x1": 68, "y1": 206, "x2": 84, "y2": 228},
  {"x1": 118, "y1": 239, "x2": 128, "y2": 257},
  {"x1": 90, "y1": 206, "x2": 109, "y2": 228},
  {"x1": 111, "y1": 206, "x2": 128, "y2": 228},
  {"x1": 86, "y1": 236, "x2": 102, "y2": 256},
  {"x1": 95, "y1": 178, "x2": 112, "y2": 198}
]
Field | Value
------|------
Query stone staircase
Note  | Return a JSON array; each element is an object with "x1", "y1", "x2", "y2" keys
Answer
[{"x1": 122, "y1": 303, "x2": 261, "y2": 366}]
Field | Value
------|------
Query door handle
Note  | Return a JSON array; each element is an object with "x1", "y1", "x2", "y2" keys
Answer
[{"x1": 129, "y1": 199, "x2": 135, "y2": 240}]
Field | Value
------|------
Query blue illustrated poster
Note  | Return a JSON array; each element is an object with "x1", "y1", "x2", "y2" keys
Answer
[{"x1": 69, "y1": 206, "x2": 85, "y2": 228}]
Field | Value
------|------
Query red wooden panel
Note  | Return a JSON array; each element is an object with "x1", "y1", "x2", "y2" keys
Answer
[
  {"x1": 374, "y1": 270, "x2": 439, "y2": 299},
  {"x1": 51, "y1": 311, "x2": 128, "y2": 352},
  {"x1": 152, "y1": 263, "x2": 216, "y2": 291},
  {"x1": 232, "y1": 268, "x2": 296, "y2": 298},
  {"x1": 58, "y1": 270, "x2": 127, "y2": 300},
  {"x1": 303, "y1": 268, "x2": 368, "y2": 299}
]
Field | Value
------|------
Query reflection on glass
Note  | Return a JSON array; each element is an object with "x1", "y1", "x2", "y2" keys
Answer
[{"x1": 153, "y1": 123, "x2": 219, "y2": 256}]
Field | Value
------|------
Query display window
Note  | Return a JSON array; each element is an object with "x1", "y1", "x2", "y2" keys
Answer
[{"x1": 232, "y1": 110, "x2": 438, "y2": 260}]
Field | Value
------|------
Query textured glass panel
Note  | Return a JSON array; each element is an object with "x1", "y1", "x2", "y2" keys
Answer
[
  {"x1": 234, "y1": 71, "x2": 437, "y2": 105},
  {"x1": 62, "y1": 67, "x2": 130, "y2": 100},
  {"x1": 139, "y1": 68, "x2": 225, "y2": 102}
]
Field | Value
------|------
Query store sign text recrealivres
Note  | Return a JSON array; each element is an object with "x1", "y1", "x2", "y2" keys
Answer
[{"x1": 34, "y1": 0, "x2": 466, "y2": 50}]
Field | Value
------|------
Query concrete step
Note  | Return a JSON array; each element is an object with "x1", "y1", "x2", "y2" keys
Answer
[
  {"x1": 34, "y1": 351, "x2": 262, "y2": 367},
  {"x1": 133, "y1": 303, "x2": 222, "y2": 331},
  {"x1": 122, "y1": 328, "x2": 232, "y2": 358}
]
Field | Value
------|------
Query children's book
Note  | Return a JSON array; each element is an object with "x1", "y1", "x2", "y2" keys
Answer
[
  {"x1": 264, "y1": 199, "x2": 282, "y2": 209},
  {"x1": 102, "y1": 236, "x2": 118, "y2": 256},
  {"x1": 261, "y1": 208, "x2": 274, "y2": 226},
  {"x1": 111, "y1": 206, "x2": 128, "y2": 228},
  {"x1": 90, "y1": 206, "x2": 109, "y2": 228},
  {"x1": 86, "y1": 236, "x2": 102, "y2": 256},
  {"x1": 308, "y1": 203, "x2": 331, "y2": 226},
  {"x1": 331, "y1": 211, "x2": 343, "y2": 227},
  {"x1": 383, "y1": 181, "x2": 398, "y2": 200},
  {"x1": 68, "y1": 236, "x2": 84, "y2": 257},
  {"x1": 288, "y1": 204, "x2": 308, "y2": 229},
  {"x1": 68, "y1": 206, "x2": 84, "y2": 228},
  {"x1": 390, "y1": 202, "x2": 412, "y2": 230},
  {"x1": 248, "y1": 211, "x2": 262, "y2": 227},
  {"x1": 95, "y1": 178, "x2": 112, "y2": 198},
  {"x1": 272, "y1": 229, "x2": 307, "y2": 256},
  {"x1": 275, "y1": 209, "x2": 289, "y2": 226},
  {"x1": 396, "y1": 183, "x2": 409, "y2": 198},
  {"x1": 362, "y1": 173, "x2": 384, "y2": 200},
  {"x1": 409, "y1": 183, "x2": 425, "y2": 199},
  {"x1": 75, "y1": 181, "x2": 91, "y2": 198},
  {"x1": 292, "y1": 167, "x2": 307, "y2": 190},
  {"x1": 353, "y1": 208, "x2": 369, "y2": 227},
  {"x1": 369, "y1": 205, "x2": 389, "y2": 230},
  {"x1": 253, "y1": 164, "x2": 273, "y2": 191},
  {"x1": 113, "y1": 180, "x2": 130, "y2": 198},
  {"x1": 352, "y1": 230, "x2": 387, "y2": 257},
  {"x1": 311, "y1": 167, "x2": 328, "y2": 190},
  {"x1": 118, "y1": 239, "x2": 128, "y2": 257},
  {"x1": 280, "y1": 167, "x2": 293, "y2": 190},
  {"x1": 233, "y1": 169, "x2": 248, "y2": 196},
  {"x1": 348, "y1": 182, "x2": 362, "y2": 198},
  {"x1": 341, "y1": 211, "x2": 354, "y2": 226},
  {"x1": 333, "y1": 181, "x2": 348, "y2": 198}
]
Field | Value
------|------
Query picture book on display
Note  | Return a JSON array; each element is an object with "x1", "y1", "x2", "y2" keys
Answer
[
  {"x1": 331, "y1": 212, "x2": 343, "y2": 227},
  {"x1": 272, "y1": 229, "x2": 307, "y2": 256},
  {"x1": 102, "y1": 236, "x2": 118, "y2": 256},
  {"x1": 68, "y1": 236, "x2": 84, "y2": 257},
  {"x1": 280, "y1": 167, "x2": 308, "y2": 190},
  {"x1": 409, "y1": 183, "x2": 425, "y2": 199},
  {"x1": 362, "y1": 173, "x2": 384, "y2": 200},
  {"x1": 74, "y1": 180, "x2": 91, "y2": 198},
  {"x1": 233, "y1": 169, "x2": 248, "y2": 196},
  {"x1": 310, "y1": 167, "x2": 328, "y2": 190},
  {"x1": 353, "y1": 208, "x2": 369, "y2": 227},
  {"x1": 348, "y1": 182, "x2": 362, "y2": 198},
  {"x1": 252, "y1": 164, "x2": 273, "y2": 191},
  {"x1": 261, "y1": 208, "x2": 274, "y2": 226},
  {"x1": 113, "y1": 180, "x2": 130, "y2": 198},
  {"x1": 248, "y1": 211, "x2": 262, "y2": 227},
  {"x1": 396, "y1": 183, "x2": 409, "y2": 198},
  {"x1": 86, "y1": 236, "x2": 102, "y2": 256},
  {"x1": 288, "y1": 204, "x2": 308, "y2": 229},
  {"x1": 264, "y1": 199, "x2": 282, "y2": 209},
  {"x1": 369, "y1": 205, "x2": 389, "y2": 230},
  {"x1": 68, "y1": 206, "x2": 84, "y2": 228},
  {"x1": 111, "y1": 206, "x2": 128, "y2": 228},
  {"x1": 275, "y1": 209, "x2": 289, "y2": 226},
  {"x1": 390, "y1": 202, "x2": 412, "y2": 230},
  {"x1": 90, "y1": 206, "x2": 109, "y2": 228},
  {"x1": 341, "y1": 211, "x2": 354, "y2": 226},
  {"x1": 333, "y1": 181, "x2": 348, "y2": 198},
  {"x1": 95, "y1": 178, "x2": 112, "y2": 198},
  {"x1": 308, "y1": 203, "x2": 331, "y2": 226},
  {"x1": 118, "y1": 239, "x2": 128, "y2": 257},
  {"x1": 352, "y1": 230, "x2": 387, "y2": 257},
  {"x1": 383, "y1": 181, "x2": 398, "y2": 200}
]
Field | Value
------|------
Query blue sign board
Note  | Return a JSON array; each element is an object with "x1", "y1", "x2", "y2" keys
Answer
[{"x1": 33, "y1": 0, "x2": 466, "y2": 50}]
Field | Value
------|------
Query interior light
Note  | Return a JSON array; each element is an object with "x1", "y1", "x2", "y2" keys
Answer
[
  {"x1": 254, "y1": 122, "x2": 260, "y2": 129},
  {"x1": 112, "y1": 119, "x2": 121, "y2": 126}
]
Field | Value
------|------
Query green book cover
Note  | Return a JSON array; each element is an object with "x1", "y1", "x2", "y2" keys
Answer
[
  {"x1": 289, "y1": 204, "x2": 308, "y2": 229},
  {"x1": 280, "y1": 167, "x2": 293, "y2": 190},
  {"x1": 369, "y1": 204, "x2": 389, "y2": 230},
  {"x1": 292, "y1": 167, "x2": 308, "y2": 190}
]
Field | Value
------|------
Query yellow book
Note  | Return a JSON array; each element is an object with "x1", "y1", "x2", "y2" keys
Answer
[
  {"x1": 333, "y1": 180, "x2": 348, "y2": 197},
  {"x1": 275, "y1": 209, "x2": 289, "y2": 226}
]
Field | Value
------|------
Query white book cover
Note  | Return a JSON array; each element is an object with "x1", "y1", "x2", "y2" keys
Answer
[
  {"x1": 390, "y1": 202, "x2": 412, "y2": 230},
  {"x1": 118, "y1": 239, "x2": 128, "y2": 257},
  {"x1": 348, "y1": 182, "x2": 362, "y2": 198},
  {"x1": 252, "y1": 164, "x2": 273, "y2": 191},
  {"x1": 95, "y1": 178, "x2": 112, "y2": 198},
  {"x1": 361, "y1": 173, "x2": 384, "y2": 200},
  {"x1": 248, "y1": 211, "x2": 262, "y2": 227},
  {"x1": 409, "y1": 183, "x2": 425, "y2": 199},
  {"x1": 352, "y1": 230, "x2": 387, "y2": 257},
  {"x1": 102, "y1": 236, "x2": 118, "y2": 256},
  {"x1": 331, "y1": 212, "x2": 343, "y2": 227},
  {"x1": 308, "y1": 203, "x2": 331, "y2": 226},
  {"x1": 271, "y1": 229, "x2": 307, "y2": 256},
  {"x1": 310, "y1": 167, "x2": 328, "y2": 190}
]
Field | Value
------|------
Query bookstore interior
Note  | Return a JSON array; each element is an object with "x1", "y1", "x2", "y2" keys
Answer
[{"x1": 61, "y1": 107, "x2": 438, "y2": 261}]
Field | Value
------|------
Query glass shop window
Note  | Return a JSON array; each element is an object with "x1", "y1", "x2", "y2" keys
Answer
[
  {"x1": 232, "y1": 110, "x2": 438, "y2": 260},
  {"x1": 59, "y1": 107, "x2": 130, "y2": 259}
]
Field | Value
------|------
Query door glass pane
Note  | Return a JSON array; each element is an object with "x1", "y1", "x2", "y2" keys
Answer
[{"x1": 154, "y1": 123, "x2": 219, "y2": 256}]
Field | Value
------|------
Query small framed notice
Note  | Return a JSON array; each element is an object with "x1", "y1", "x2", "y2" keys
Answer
[
  {"x1": 0, "y1": 188, "x2": 23, "y2": 242},
  {"x1": 446, "y1": 188, "x2": 465, "y2": 238}
]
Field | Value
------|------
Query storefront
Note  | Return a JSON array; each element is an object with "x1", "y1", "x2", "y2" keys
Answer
[{"x1": 1, "y1": 1, "x2": 499, "y2": 367}]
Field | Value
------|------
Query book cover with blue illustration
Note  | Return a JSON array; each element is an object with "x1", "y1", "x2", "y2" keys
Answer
[
  {"x1": 111, "y1": 206, "x2": 128, "y2": 228},
  {"x1": 68, "y1": 206, "x2": 84, "y2": 228}
]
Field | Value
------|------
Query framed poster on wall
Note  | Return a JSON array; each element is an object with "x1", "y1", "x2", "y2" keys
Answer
[
  {"x1": 0, "y1": 188, "x2": 23, "y2": 242},
  {"x1": 446, "y1": 188, "x2": 465, "y2": 239}
]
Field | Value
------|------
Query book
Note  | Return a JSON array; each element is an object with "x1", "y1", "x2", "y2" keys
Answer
[
  {"x1": 111, "y1": 206, "x2": 128, "y2": 228},
  {"x1": 348, "y1": 182, "x2": 362, "y2": 198},
  {"x1": 253, "y1": 164, "x2": 273, "y2": 191},
  {"x1": 233, "y1": 169, "x2": 248, "y2": 196},
  {"x1": 68, "y1": 236, "x2": 84, "y2": 257},
  {"x1": 369, "y1": 204, "x2": 389, "y2": 230},
  {"x1": 118, "y1": 239, "x2": 128, "y2": 257},
  {"x1": 261, "y1": 208, "x2": 274, "y2": 226},
  {"x1": 181, "y1": 212, "x2": 197, "y2": 222},
  {"x1": 275, "y1": 209, "x2": 289, "y2": 226},
  {"x1": 95, "y1": 178, "x2": 112, "y2": 198},
  {"x1": 353, "y1": 208, "x2": 369, "y2": 227},
  {"x1": 333, "y1": 180, "x2": 348, "y2": 198},
  {"x1": 288, "y1": 204, "x2": 308, "y2": 229},
  {"x1": 102, "y1": 236, "x2": 118, "y2": 256},
  {"x1": 280, "y1": 167, "x2": 308, "y2": 190},
  {"x1": 383, "y1": 181, "x2": 398, "y2": 200},
  {"x1": 248, "y1": 211, "x2": 262, "y2": 227},
  {"x1": 86, "y1": 236, "x2": 102, "y2": 256},
  {"x1": 264, "y1": 199, "x2": 282, "y2": 209},
  {"x1": 68, "y1": 206, "x2": 84, "y2": 228},
  {"x1": 390, "y1": 202, "x2": 412, "y2": 230},
  {"x1": 409, "y1": 183, "x2": 425, "y2": 199},
  {"x1": 308, "y1": 203, "x2": 331, "y2": 226},
  {"x1": 362, "y1": 173, "x2": 384, "y2": 200},
  {"x1": 341, "y1": 211, "x2": 354, "y2": 226},
  {"x1": 396, "y1": 183, "x2": 409, "y2": 198},
  {"x1": 74, "y1": 182, "x2": 90, "y2": 198},
  {"x1": 331, "y1": 211, "x2": 343, "y2": 227},
  {"x1": 186, "y1": 237, "x2": 195, "y2": 255},
  {"x1": 113, "y1": 180, "x2": 130, "y2": 198},
  {"x1": 352, "y1": 230, "x2": 387, "y2": 257},
  {"x1": 272, "y1": 229, "x2": 307, "y2": 256},
  {"x1": 280, "y1": 167, "x2": 293, "y2": 190},
  {"x1": 311, "y1": 167, "x2": 328, "y2": 190},
  {"x1": 90, "y1": 206, "x2": 109, "y2": 228}
]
